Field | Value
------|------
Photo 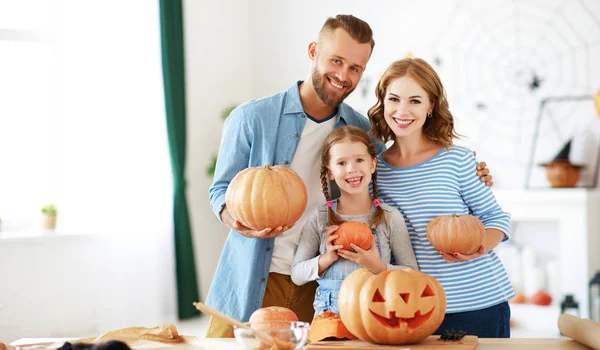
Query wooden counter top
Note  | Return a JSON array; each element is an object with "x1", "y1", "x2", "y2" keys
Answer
[
  {"x1": 167, "y1": 337, "x2": 592, "y2": 349},
  {"x1": 11, "y1": 337, "x2": 594, "y2": 350}
]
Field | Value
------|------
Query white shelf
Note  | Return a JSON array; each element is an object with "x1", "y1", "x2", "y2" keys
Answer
[{"x1": 493, "y1": 187, "x2": 600, "y2": 320}]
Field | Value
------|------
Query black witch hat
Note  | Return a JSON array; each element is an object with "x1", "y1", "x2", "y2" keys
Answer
[
  {"x1": 553, "y1": 140, "x2": 572, "y2": 160},
  {"x1": 539, "y1": 139, "x2": 585, "y2": 168}
]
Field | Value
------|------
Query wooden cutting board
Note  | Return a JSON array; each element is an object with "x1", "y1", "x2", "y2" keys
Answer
[{"x1": 305, "y1": 335, "x2": 478, "y2": 349}]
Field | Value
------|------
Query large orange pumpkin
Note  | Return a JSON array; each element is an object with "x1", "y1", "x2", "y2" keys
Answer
[
  {"x1": 308, "y1": 311, "x2": 357, "y2": 342},
  {"x1": 225, "y1": 165, "x2": 307, "y2": 232},
  {"x1": 334, "y1": 221, "x2": 373, "y2": 251},
  {"x1": 338, "y1": 268, "x2": 446, "y2": 345},
  {"x1": 426, "y1": 214, "x2": 485, "y2": 255}
]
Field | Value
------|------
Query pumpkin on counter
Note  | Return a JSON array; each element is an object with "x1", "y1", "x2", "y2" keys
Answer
[
  {"x1": 333, "y1": 221, "x2": 373, "y2": 251},
  {"x1": 338, "y1": 268, "x2": 446, "y2": 345},
  {"x1": 426, "y1": 214, "x2": 485, "y2": 255},
  {"x1": 308, "y1": 311, "x2": 357, "y2": 342},
  {"x1": 225, "y1": 165, "x2": 307, "y2": 232},
  {"x1": 249, "y1": 306, "x2": 298, "y2": 331},
  {"x1": 530, "y1": 291, "x2": 553, "y2": 306},
  {"x1": 510, "y1": 292, "x2": 527, "y2": 304}
]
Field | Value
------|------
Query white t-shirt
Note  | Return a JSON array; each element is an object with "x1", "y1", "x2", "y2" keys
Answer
[{"x1": 269, "y1": 116, "x2": 336, "y2": 275}]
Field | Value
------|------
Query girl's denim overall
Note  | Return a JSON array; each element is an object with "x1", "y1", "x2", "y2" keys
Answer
[{"x1": 313, "y1": 226, "x2": 382, "y2": 316}]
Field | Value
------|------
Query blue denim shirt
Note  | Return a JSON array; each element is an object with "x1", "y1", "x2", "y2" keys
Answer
[{"x1": 206, "y1": 81, "x2": 381, "y2": 322}]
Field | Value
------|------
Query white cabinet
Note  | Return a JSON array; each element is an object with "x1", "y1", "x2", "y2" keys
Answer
[{"x1": 494, "y1": 188, "x2": 600, "y2": 333}]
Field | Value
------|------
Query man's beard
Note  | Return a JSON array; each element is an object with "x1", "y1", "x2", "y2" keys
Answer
[{"x1": 311, "y1": 68, "x2": 354, "y2": 107}]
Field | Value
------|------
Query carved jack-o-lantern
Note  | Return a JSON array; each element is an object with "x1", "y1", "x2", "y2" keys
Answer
[{"x1": 338, "y1": 268, "x2": 446, "y2": 345}]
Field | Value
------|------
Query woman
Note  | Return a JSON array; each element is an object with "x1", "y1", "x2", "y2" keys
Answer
[{"x1": 368, "y1": 58, "x2": 514, "y2": 338}]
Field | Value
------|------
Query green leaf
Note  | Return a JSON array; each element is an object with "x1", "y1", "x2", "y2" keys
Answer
[{"x1": 41, "y1": 204, "x2": 58, "y2": 215}]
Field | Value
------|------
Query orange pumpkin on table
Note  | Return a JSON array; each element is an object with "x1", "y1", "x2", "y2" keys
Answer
[
  {"x1": 338, "y1": 268, "x2": 446, "y2": 345},
  {"x1": 510, "y1": 292, "x2": 527, "y2": 304},
  {"x1": 248, "y1": 306, "x2": 299, "y2": 349},
  {"x1": 308, "y1": 311, "x2": 357, "y2": 342},
  {"x1": 225, "y1": 165, "x2": 307, "y2": 232},
  {"x1": 530, "y1": 290, "x2": 553, "y2": 306},
  {"x1": 333, "y1": 221, "x2": 373, "y2": 251},
  {"x1": 426, "y1": 214, "x2": 485, "y2": 255},
  {"x1": 249, "y1": 306, "x2": 298, "y2": 331}
]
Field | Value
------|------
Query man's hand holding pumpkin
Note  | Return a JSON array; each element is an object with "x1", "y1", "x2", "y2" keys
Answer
[{"x1": 222, "y1": 205, "x2": 288, "y2": 238}]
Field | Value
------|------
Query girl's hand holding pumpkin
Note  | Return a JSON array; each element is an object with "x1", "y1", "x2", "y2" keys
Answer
[
  {"x1": 318, "y1": 225, "x2": 344, "y2": 274},
  {"x1": 439, "y1": 245, "x2": 485, "y2": 263},
  {"x1": 338, "y1": 238, "x2": 386, "y2": 274}
]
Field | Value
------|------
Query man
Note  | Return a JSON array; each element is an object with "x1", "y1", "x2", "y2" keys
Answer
[{"x1": 205, "y1": 14, "x2": 492, "y2": 337}]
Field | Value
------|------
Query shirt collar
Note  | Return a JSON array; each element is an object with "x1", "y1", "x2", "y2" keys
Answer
[{"x1": 283, "y1": 81, "x2": 352, "y2": 124}]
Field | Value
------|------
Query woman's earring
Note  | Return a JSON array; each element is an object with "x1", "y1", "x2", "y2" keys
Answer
[{"x1": 426, "y1": 112, "x2": 433, "y2": 118}]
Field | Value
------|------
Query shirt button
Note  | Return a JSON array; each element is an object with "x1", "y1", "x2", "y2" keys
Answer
[
  {"x1": 266, "y1": 247, "x2": 271, "y2": 251},
  {"x1": 295, "y1": 133, "x2": 300, "y2": 137},
  {"x1": 260, "y1": 278, "x2": 266, "y2": 282},
  {"x1": 284, "y1": 160, "x2": 289, "y2": 164},
  {"x1": 301, "y1": 114, "x2": 306, "y2": 118}
]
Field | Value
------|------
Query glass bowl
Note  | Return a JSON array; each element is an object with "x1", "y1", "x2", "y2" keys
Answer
[{"x1": 233, "y1": 321, "x2": 310, "y2": 349}]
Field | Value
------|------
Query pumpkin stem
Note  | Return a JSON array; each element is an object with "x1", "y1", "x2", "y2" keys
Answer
[
  {"x1": 264, "y1": 164, "x2": 272, "y2": 170},
  {"x1": 451, "y1": 213, "x2": 458, "y2": 218}
]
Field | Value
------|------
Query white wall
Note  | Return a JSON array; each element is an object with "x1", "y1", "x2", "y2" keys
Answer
[
  {"x1": 248, "y1": 0, "x2": 600, "y2": 189},
  {"x1": 183, "y1": 0, "x2": 254, "y2": 301}
]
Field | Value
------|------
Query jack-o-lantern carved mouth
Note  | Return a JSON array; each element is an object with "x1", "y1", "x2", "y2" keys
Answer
[{"x1": 368, "y1": 308, "x2": 435, "y2": 330}]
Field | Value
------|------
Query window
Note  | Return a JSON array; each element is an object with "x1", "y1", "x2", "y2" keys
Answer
[{"x1": 0, "y1": 0, "x2": 172, "y2": 236}]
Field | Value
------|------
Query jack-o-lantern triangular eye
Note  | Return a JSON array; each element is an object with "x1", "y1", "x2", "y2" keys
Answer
[
  {"x1": 421, "y1": 284, "x2": 435, "y2": 297},
  {"x1": 372, "y1": 288, "x2": 386, "y2": 302},
  {"x1": 400, "y1": 293, "x2": 410, "y2": 303}
]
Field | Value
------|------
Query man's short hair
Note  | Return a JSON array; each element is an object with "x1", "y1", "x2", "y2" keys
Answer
[{"x1": 318, "y1": 14, "x2": 375, "y2": 52}]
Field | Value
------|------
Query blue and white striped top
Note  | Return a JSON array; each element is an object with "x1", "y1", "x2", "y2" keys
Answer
[{"x1": 376, "y1": 145, "x2": 515, "y2": 313}]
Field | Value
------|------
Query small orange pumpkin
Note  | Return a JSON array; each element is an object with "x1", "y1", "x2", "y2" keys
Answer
[
  {"x1": 338, "y1": 268, "x2": 446, "y2": 345},
  {"x1": 308, "y1": 311, "x2": 357, "y2": 342},
  {"x1": 544, "y1": 159, "x2": 582, "y2": 188},
  {"x1": 333, "y1": 221, "x2": 373, "y2": 251},
  {"x1": 426, "y1": 214, "x2": 485, "y2": 255},
  {"x1": 249, "y1": 306, "x2": 298, "y2": 331},
  {"x1": 530, "y1": 291, "x2": 553, "y2": 306},
  {"x1": 249, "y1": 306, "x2": 298, "y2": 323},
  {"x1": 225, "y1": 165, "x2": 307, "y2": 232},
  {"x1": 510, "y1": 292, "x2": 527, "y2": 304}
]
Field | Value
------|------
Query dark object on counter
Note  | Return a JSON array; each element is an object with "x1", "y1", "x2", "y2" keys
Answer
[
  {"x1": 439, "y1": 329, "x2": 466, "y2": 341},
  {"x1": 58, "y1": 340, "x2": 131, "y2": 350},
  {"x1": 591, "y1": 272, "x2": 600, "y2": 323},
  {"x1": 560, "y1": 294, "x2": 580, "y2": 316}
]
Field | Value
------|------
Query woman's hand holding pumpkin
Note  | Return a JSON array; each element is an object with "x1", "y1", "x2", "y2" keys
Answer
[
  {"x1": 338, "y1": 238, "x2": 386, "y2": 274},
  {"x1": 318, "y1": 225, "x2": 343, "y2": 274},
  {"x1": 439, "y1": 245, "x2": 485, "y2": 263}
]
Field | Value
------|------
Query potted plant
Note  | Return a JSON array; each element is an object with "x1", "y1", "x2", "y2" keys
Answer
[{"x1": 41, "y1": 204, "x2": 57, "y2": 230}]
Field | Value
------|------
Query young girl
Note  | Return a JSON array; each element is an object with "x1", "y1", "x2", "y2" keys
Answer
[
  {"x1": 368, "y1": 58, "x2": 513, "y2": 338},
  {"x1": 291, "y1": 126, "x2": 418, "y2": 317}
]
